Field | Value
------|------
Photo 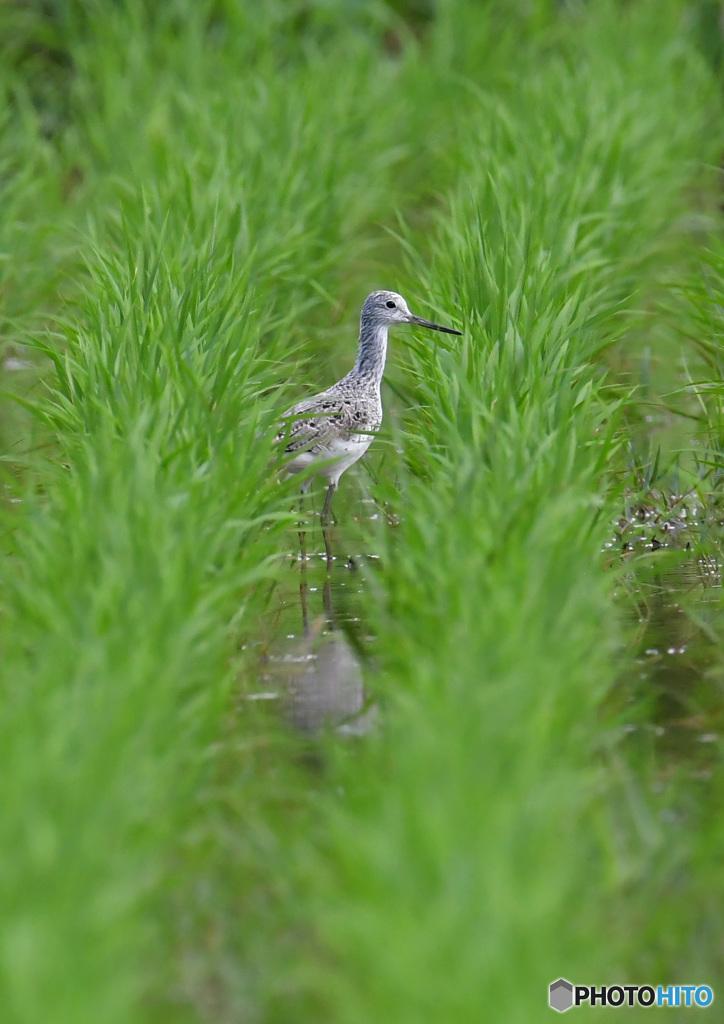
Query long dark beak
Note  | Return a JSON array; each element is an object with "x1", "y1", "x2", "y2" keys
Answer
[{"x1": 407, "y1": 313, "x2": 462, "y2": 335}]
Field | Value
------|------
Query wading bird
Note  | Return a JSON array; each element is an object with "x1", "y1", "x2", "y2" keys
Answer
[{"x1": 278, "y1": 290, "x2": 461, "y2": 523}]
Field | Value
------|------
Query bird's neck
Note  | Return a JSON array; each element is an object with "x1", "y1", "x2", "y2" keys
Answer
[{"x1": 353, "y1": 320, "x2": 388, "y2": 386}]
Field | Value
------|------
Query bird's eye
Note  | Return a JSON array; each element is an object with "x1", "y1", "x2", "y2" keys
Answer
[{"x1": 386, "y1": 300, "x2": 396, "y2": 308}]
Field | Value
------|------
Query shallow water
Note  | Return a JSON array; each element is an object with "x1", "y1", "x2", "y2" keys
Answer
[
  {"x1": 248, "y1": 499, "x2": 724, "y2": 770},
  {"x1": 615, "y1": 554, "x2": 724, "y2": 778},
  {"x1": 249, "y1": 523, "x2": 379, "y2": 735}
]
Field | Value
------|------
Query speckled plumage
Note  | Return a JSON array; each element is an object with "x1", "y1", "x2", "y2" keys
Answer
[{"x1": 278, "y1": 289, "x2": 461, "y2": 522}]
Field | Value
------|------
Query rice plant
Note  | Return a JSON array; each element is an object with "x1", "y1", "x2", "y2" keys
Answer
[{"x1": 0, "y1": 2, "x2": 722, "y2": 1022}]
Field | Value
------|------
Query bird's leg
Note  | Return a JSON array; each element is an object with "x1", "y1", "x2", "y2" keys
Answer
[
  {"x1": 320, "y1": 483, "x2": 336, "y2": 526},
  {"x1": 321, "y1": 525, "x2": 334, "y2": 620},
  {"x1": 298, "y1": 492, "x2": 310, "y2": 635},
  {"x1": 322, "y1": 574, "x2": 333, "y2": 622},
  {"x1": 322, "y1": 526, "x2": 333, "y2": 573},
  {"x1": 298, "y1": 493, "x2": 307, "y2": 563},
  {"x1": 299, "y1": 571, "x2": 309, "y2": 636}
]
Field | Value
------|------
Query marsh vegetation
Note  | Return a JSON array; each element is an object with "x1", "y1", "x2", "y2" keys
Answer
[{"x1": 2, "y1": 1, "x2": 724, "y2": 1020}]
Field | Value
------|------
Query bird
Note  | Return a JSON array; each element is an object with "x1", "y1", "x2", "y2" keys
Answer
[{"x1": 277, "y1": 289, "x2": 461, "y2": 524}]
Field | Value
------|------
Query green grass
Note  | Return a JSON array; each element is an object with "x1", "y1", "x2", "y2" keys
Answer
[{"x1": 0, "y1": 1, "x2": 723, "y2": 1021}]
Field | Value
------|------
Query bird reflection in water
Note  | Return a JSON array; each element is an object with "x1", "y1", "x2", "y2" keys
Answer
[{"x1": 283, "y1": 527, "x2": 377, "y2": 736}]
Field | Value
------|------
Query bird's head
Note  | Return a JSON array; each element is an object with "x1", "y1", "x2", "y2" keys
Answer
[{"x1": 361, "y1": 290, "x2": 461, "y2": 335}]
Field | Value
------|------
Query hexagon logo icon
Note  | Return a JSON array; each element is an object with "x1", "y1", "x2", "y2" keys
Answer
[{"x1": 549, "y1": 978, "x2": 574, "y2": 1012}]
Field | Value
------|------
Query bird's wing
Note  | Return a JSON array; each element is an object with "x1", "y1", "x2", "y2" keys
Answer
[{"x1": 276, "y1": 392, "x2": 346, "y2": 454}]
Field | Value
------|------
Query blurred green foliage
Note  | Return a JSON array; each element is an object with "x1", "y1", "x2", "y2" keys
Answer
[{"x1": 0, "y1": 1, "x2": 723, "y2": 1022}]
